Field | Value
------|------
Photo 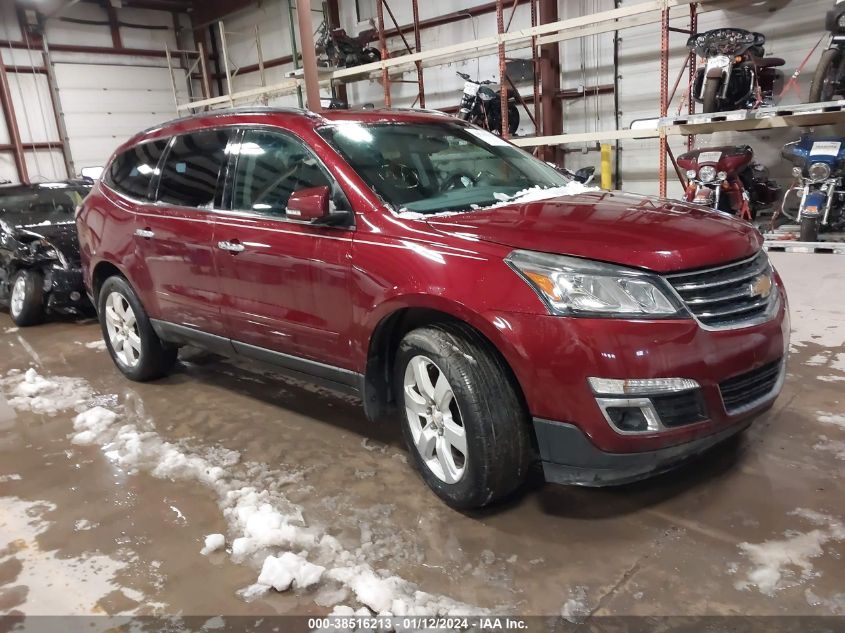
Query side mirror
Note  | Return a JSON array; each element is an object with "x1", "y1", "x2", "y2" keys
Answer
[
  {"x1": 286, "y1": 186, "x2": 331, "y2": 222},
  {"x1": 574, "y1": 166, "x2": 595, "y2": 185}
]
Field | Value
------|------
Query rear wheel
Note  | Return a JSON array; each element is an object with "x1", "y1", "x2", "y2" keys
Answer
[
  {"x1": 8, "y1": 269, "x2": 45, "y2": 327},
  {"x1": 809, "y1": 48, "x2": 842, "y2": 103},
  {"x1": 98, "y1": 276, "x2": 177, "y2": 381},
  {"x1": 394, "y1": 323, "x2": 532, "y2": 509},
  {"x1": 702, "y1": 78, "x2": 721, "y2": 113},
  {"x1": 800, "y1": 214, "x2": 820, "y2": 242}
]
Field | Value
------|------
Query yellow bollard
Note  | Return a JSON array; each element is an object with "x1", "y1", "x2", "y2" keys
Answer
[{"x1": 600, "y1": 144, "x2": 612, "y2": 190}]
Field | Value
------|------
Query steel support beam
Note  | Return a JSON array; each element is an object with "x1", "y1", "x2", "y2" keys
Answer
[
  {"x1": 0, "y1": 60, "x2": 28, "y2": 183},
  {"x1": 295, "y1": 0, "x2": 322, "y2": 111},
  {"x1": 539, "y1": 0, "x2": 562, "y2": 163}
]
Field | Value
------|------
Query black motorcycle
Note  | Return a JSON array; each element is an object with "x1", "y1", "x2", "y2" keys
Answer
[
  {"x1": 809, "y1": 1, "x2": 845, "y2": 102},
  {"x1": 316, "y1": 22, "x2": 381, "y2": 68},
  {"x1": 456, "y1": 72, "x2": 519, "y2": 136},
  {"x1": 687, "y1": 28, "x2": 784, "y2": 113}
]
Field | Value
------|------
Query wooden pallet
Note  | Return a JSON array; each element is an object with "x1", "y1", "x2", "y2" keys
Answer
[{"x1": 764, "y1": 240, "x2": 845, "y2": 254}]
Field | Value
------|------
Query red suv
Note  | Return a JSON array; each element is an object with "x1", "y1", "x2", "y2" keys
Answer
[{"x1": 76, "y1": 107, "x2": 789, "y2": 509}]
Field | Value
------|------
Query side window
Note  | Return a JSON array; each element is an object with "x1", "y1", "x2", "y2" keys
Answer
[
  {"x1": 157, "y1": 129, "x2": 231, "y2": 208},
  {"x1": 231, "y1": 129, "x2": 333, "y2": 218},
  {"x1": 105, "y1": 140, "x2": 168, "y2": 200}
]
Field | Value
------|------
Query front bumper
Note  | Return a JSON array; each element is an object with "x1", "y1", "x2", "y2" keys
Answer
[
  {"x1": 534, "y1": 412, "x2": 759, "y2": 486},
  {"x1": 43, "y1": 267, "x2": 90, "y2": 314}
]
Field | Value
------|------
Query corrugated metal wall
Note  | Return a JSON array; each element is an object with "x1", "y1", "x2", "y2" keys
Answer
[{"x1": 1, "y1": 0, "x2": 840, "y2": 194}]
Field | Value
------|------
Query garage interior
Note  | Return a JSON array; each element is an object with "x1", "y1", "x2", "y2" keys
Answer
[{"x1": 1, "y1": 0, "x2": 845, "y2": 627}]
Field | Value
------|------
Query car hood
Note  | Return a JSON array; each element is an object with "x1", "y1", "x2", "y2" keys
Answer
[
  {"x1": 424, "y1": 190, "x2": 762, "y2": 273},
  {"x1": 14, "y1": 221, "x2": 81, "y2": 265}
]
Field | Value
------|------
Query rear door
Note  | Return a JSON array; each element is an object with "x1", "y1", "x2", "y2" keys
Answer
[
  {"x1": 136, "y1": 128, "x2": 232, "y2": 337},
  {"x1": 213, "y1": 127, "x2": 356, "y2": 370}
]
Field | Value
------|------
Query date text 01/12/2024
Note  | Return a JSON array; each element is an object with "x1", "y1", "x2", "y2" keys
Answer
[{"x1": 307, "y1": 616, "x2": 529, "y2": 630}]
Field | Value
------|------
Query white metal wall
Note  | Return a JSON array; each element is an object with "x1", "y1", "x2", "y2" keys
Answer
[{"x1": 0, "y1": 2, "x2": 187, "y2": 184}]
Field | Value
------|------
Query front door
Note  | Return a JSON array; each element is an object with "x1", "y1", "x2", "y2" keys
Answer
[
  {"x1": 213, "y1": 128, "x2": 355, "y2": 369},
  {"x1": 136, "y1": 129, "x2": 232, "y2": 337}
]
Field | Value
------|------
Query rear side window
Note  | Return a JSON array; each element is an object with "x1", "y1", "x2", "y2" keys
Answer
[
  {"x1": 156, "y1": 130, "x2": 232, "y2": 208},
  {"x1": 104, "y1": 140, "x2": 167, "y2": 200}
]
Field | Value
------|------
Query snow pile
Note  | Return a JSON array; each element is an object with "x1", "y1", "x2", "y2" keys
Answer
[
  {"x1": 817, "y1": 412, "x2": 845, "y2": 430},
  {"x1": 57, "y1": 388, "x2": 482, "y2": 615},
  {"x1": 0, "y1": 368, "x2": 92, "y2": 415},
  {"x1": 201, "y1": 533, "x2": 226, "y2": 555},
  {"x1": 734, "y1": 509, "x2": 845, "y2": 595},
  {"x1": 395, "y1": 181, "x2": 596, "y2": 220},
  {"x1": 84, "y1": 340, "x2": 108, "y2": 351},
  {"x1": 256, "y1": 552, "x2": 325, "y2": 591}
]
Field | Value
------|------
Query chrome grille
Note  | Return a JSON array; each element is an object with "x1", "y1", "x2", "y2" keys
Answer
[{"x1": 665, "y1": 251, "x2": 777, "y2": 329}]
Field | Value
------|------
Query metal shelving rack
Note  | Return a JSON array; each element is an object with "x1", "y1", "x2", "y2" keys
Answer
[{"x1": 171, "y1": 0, "x2": 845, "y2": 196}]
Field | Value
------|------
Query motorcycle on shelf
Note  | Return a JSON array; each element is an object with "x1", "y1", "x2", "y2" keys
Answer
[
  {"x1": 809, "y1": 0, "x2": 845, "y2": 102},
  {"x1": 687, "y1": 28, "x2": 785, "y2": 113},
  {"x1": 316, "y1": 21, "x2": 381, "y2": 68},
  {"x1": 456, "y1": 71, "x2": 520, "y2": 136},
  {"x1": 678, "y1": 145, "x2": 780, "y2": 219},
  {"x1": 781, "y1": 134, "x2": 845, "y2": 242}
]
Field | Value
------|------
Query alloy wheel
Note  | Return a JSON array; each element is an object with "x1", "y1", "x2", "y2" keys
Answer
[
  {"x1": 10, "y1": 275, "x2": 26, "y2": 317},
  {"x1": 104, "y1": 291, "x2": 141, "y2": 368},
  {"x1": 403, "y1": 355, "x2": 467, "y2": 484}
]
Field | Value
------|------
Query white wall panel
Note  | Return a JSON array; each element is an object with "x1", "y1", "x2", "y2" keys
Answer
[
  {"x1": 54, "y1": 62, "x2": 187, "y2": 169},
  {"x1": 45, "y1": 3, "x2": 112, "y2": 48},
  {"x1": 24, "y1": 149, "x2": 65, "y2": 183},
  {"x1": 118, "y1": 8, "x2": 178, "y2": 50}
]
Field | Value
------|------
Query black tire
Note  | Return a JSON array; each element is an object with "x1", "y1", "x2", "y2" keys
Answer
[
  {"x1": 97, "y1": 275, "x2": 177, "y2": 382},
  {"x1": 9, "y1": 269, "x2": 45, "y2": 327},
  {"x1": 363, "y1": 47, "x2": 381, "y2": 63},
  {"x1": 809, "y1": 48, "x2": 842, "y2": 103},
  {"x1": 702, "y1": 77, "x2": 721, "y2": 114},
  {"x1": 394, "y1": 323, "x2": 532, "y2": 509},
  {"x1": 800, "y1": 214, "x2": 820, "y2": 242},
  {"x1": 507, "y1": 103, "x2": 520, "y2": 135}
]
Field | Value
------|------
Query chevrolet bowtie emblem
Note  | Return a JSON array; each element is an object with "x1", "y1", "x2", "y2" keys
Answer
[{"x1": 750, "y1": 273, "x2": 773, "y2": 299}]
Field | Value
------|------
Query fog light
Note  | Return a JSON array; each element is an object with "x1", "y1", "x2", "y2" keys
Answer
[
  {"x1": 70, "y1": 291, "x2": 81, "y2": 301},
  {"x1": 605, "y1": 406, "x2": 651, "y2": 432},
  {"x1": 686, "y1": 169, "x2": 697, "y2": 179}
]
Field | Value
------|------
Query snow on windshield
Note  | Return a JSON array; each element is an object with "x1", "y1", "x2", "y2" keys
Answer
[{"x1": 395, "y1": 181, "x2": 597, "y2": 220}]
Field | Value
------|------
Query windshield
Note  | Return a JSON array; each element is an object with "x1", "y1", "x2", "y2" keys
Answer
[
  {"x1": 317, "y1": 121, "x2": 570, "y2": 214},
  {"x1": 0, "y1": 185, "x2": 89, "y2": 228}
]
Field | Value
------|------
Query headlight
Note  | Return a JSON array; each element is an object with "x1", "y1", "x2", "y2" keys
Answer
[
  {"x1": 685, "y1": 169, "x2": 697, "y2": 179},
  {"x1": 27, "y1": 239, "x2": 68, "y2": 268},
  {"x1": 838, "y1": 13, "x2": 845, "y2": 28},
  {"x1": 808, "y1": 162, "x2": 831, "y2": 182},
  {"x1": 505, "y1": 250, "x2": 685, "y2": 318},
  {"x1": 792, "y1": 166, "x2": 803, "y2": 178},
  {"x1": 698, "y1": 165, "x2": 718, "y2": 183}
]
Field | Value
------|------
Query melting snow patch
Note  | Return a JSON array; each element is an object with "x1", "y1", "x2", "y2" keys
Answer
[
  {"x1": 84, "y1": 340, "x2": 108, "y2": 351},
  {"x1": 4, "y1": 327, "x2": 19, "y2": 334},
  {"x1": 1, "y1": 368, "x2": 92, "y2": 415},
  {"x1": 560, "y1": 586, "x2": 590, "y2": 623},
  {"x1": 734, "y1": 509, "x2": 845, "y2": 595},
  {"x1": 817, "y1": 412, "x2": 845, "y2": 430},
  {"x1": 55, "y1": 379, "x2": 482, "y2": 615},
  {"x1": 814, "y1": 436, "x2": 845, "y2": 461},
  {"x1": 201, "y1": 533, "x2": 226, "y2": 555},
  {"x1": 0, "y1": 473, "x2": 22, "y2": 483}
]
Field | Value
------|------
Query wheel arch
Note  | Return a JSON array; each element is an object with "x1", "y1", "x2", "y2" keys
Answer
[
  {"x1": 361, "y1": 298, "x2": 530, "y2": 429},
  {"x1": 91, "y1": 260, "x2": 128, "y2": 304}
]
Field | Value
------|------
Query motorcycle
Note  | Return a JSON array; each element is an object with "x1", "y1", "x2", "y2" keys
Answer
[
  {"x1": 781, "y1": 134, "x2": 845, "y2": 241},
  {"x1": 809, "y1": 0, "x2": 845, "y2": 102},
  {"x1": 678, "y1": 145, "x2": 780, "y2": 219},
  {"x1": 687, "y1": 28, "x2": 785, "y2": 113},
  {"x1": 456, "y1": 71, "x2": 519, "y2": 136},
  {"x1": 316, "y1": 21, "x2": 381, "y2": 68}
]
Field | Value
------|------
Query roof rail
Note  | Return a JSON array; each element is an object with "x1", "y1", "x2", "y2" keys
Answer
[{"x1": 136, "y1": 105, "x2": 316, "y2": 137}]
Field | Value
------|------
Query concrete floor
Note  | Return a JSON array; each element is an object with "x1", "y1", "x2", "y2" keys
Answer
[{"x1": 0, "y1": 252, "x2": 844, "y2": 620}]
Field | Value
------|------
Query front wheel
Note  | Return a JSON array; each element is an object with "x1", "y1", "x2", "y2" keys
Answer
[
  {"x1": 394, "y1": 324, "x2": 532, "y2": 509},
  {"x1": 98, "y1": 276, "x2": 177, "y2": 382},
  {"x1": 800, "y1": 214, "x2": 820, "y2": 242},
  {"x1": 809, "y1": 48, "x2": 843, "y2": 103},
  {"x1": 8, "y1": 269, "x2": 45, "y2": 327},
  {"x1": 702, "y1": 77, "x2": 722, "y2": 113}
]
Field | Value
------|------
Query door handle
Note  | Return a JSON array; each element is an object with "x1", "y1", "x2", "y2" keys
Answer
[
  {"x1": 217, "y1": 240, "x2": 245, "y2": 253},
  {"x1": 134, "y1": 228, "x2": 155, "y2": 239}
]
